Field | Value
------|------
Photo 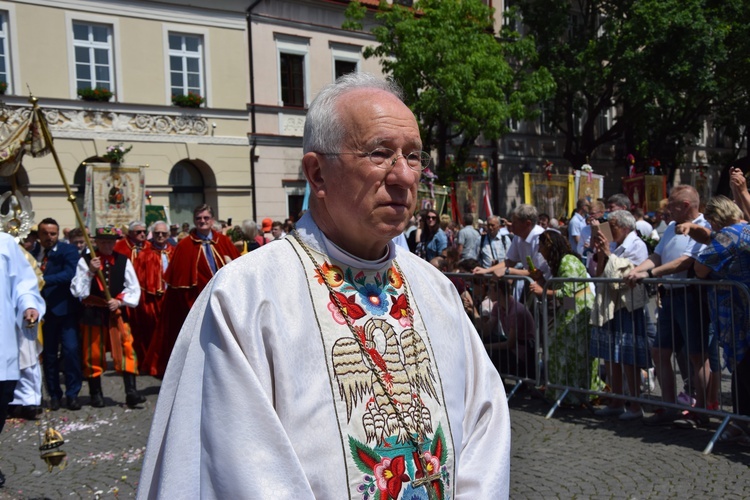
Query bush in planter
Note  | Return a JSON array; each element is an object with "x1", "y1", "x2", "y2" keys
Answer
[
  {"x1": 0, "y1": 82, "x2": 7, "y2": 95},
  {"x1": 172, "y1": 92, "x2": 204, "y2": 108},
  {"x1": 78, "y1": 87, "x2": 114, "y2": 102}
]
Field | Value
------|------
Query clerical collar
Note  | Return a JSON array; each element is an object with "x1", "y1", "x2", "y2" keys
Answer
[{"x1": 294, "y1": 212, "x2": 395, "y2": 270}]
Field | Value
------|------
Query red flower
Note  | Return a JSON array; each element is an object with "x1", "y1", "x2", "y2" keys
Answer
[
  {"x1": 330, "y1": 291, "x2": 365, "y2": 320},
  {"x1": 374, "y1": 455, "x2": 409, "y2": 498},
  {"x1": 389, "y1": 294, "x2": 410, "y2": 321}
]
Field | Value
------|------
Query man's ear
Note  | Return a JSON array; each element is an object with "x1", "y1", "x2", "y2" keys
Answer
[{"x1": 302, "y1": 152, "x2": 327, "y2": 200}]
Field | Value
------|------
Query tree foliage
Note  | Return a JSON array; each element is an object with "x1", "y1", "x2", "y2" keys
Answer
[
  {"x1": 346, "y1": 0, "x2": 554, "y2": 180},
  {"x1": 519, "y1": 0, "x2": 732, "y2": 172}
]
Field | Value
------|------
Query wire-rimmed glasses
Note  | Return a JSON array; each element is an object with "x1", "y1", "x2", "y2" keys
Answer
[{"x1": 320, "y1": 147, "x2": 431, "y2": 171}]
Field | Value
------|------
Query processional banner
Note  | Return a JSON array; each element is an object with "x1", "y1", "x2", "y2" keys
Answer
[
  {"x1": 523, "y1": 173, "x2": 575, "y2": 220},
  {"x1": 84, "y1": 162, "x2": 145, "y2": 230},
  {"x1": 452, "y1": 180, "x2": 490, "y2": 222},
  {"x1": 573, "y1": 170, "x2": 604, "y2": 203},
  {"x1": 622, "y1": 174, "x2": 666, "y2": 212}
]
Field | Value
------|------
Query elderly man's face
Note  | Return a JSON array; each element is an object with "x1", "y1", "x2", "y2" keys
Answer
[
  {"x1": 307, "y1": 89, "x2": 421, "y2": 258},
  {"x1": 129, "y1": 224, "x2": 147, "y2": 244},
  {"x1": 486, "y1": 218, "x2": 501, "y2": 237},
  {"x1": 510, "y1": 216, "x2": 532, "y2": 239},
  {"x1": 152, "y1": 223, "x2": 169, "y2": 246}
]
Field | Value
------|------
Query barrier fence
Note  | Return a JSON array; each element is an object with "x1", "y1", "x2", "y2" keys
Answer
[{"x1": 449, "y1": 271, "x2": 750, "y2": 454}]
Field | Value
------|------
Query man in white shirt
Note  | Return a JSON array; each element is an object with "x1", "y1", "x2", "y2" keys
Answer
[
  {"x1": 567, "y1": 198, "x2": 590, "y2": 250},
  {"x1": 624, "y1": 185, "x2": 714, "y2": 425},
  {"x1": 478, "y1": 215, "x2": 511, "y2": 268}
]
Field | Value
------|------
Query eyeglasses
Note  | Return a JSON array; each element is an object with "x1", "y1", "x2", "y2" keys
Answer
[
  {"x1": 133, "y1": 230, "x2": 146, "y2": 235},
  {"x1": 426, "y1": 215, "x2": 438, "y2": 220},
  {"x1": 194, "y1": 216, "x2": 212, "y2": 221},
  {"x1": 320, "y1": 147, "x2": 431, "y2": 171},
  {"x1": 153, "y1": 231, "x2": 168, "y2": 236}
]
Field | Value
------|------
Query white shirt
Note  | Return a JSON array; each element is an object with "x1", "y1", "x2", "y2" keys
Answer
[
  {"x1": 506, "y1": 224, "x2": 552, "y2": 280},
  {"x1": 70, "y1": 255, "x2": 141, "y2": 307},
  {"x1": 479, "y1": 231, "x2": 510, "y2": 268},
  {"x1": 613, "y1": 230, "x2": 649, "y2": 266},
  {"x1": 0, "y1": 233, "x2": 45, "y2": 381},
  {"x1": 568, "y1": 211, "x2": 586, "y2": 250},
  {"x1": 654, "y1": 215, "x2": 710, "y2": 282},
  {"x1": 137, "y1": 213, "x2": 510, "y2": 499}
]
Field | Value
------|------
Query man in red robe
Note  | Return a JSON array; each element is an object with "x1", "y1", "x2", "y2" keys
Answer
[
  {"x1": 131, "y1": 221, "x2": 173, "y2": 363},
  {"x1": 143, "y1": 205, "x2": 240, "y2": 377},
  {"x1": 114, "y1": 221, "x2": 151, "y2": 262}
]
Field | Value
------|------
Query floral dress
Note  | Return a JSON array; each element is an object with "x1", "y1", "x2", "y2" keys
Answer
[
  {"x1": 545, "y1": 254, "x2": 605, "y2": 404},
  {"x1": 697, "y1": 222, "x2": 750, "y2": 372}
]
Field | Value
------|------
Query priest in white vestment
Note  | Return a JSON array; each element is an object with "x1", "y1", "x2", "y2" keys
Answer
[
  {"x1": 139, "y1": 73, "x2": 510, "y2": 500},
  {"x1": 0, "y1": 231, "x2": 44, "y2": 486}
]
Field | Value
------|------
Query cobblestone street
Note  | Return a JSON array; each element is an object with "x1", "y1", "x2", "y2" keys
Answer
[{"x1": 1, "y1": 377, "x2": 749, "y2": 499}]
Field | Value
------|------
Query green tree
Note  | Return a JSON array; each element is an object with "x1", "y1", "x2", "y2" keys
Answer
[
  {"x1": 346, "y1": 0, "x2": 554, "y2": 180},
  {"x1": 520, "y1": 0, "x2": 730, "y2": 174}
]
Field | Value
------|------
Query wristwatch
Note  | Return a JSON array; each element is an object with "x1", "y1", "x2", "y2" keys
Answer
[{"x1": 504, "y1": 267, "x2": 511, "y2": 276}]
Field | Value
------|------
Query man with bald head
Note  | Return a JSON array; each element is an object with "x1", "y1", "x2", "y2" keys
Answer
[{"x1": 139, "y1": 73, "x2": 510, "y2": 499}]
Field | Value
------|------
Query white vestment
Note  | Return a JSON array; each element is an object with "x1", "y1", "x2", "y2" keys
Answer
[
  {"x1": 0, "y1": 232, "x2": 45, "y2": 383},
  {"x1": 138, "y1": 214, "x2": 510, "y2": 499}
]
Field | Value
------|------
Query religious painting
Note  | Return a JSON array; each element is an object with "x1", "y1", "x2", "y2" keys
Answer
[
  {"x1": 691, "y1": 167, "x2": 713, "y2": 206},
  {"x1": 622, "y1": 174, "x2": 646, "y2": 210},
  {"x1": 84, "y1": 162, "x2": 146, "y2": 230},
  {"x1": 452, "y1": 180, "x2": 490, "y2": 222},
  {"x1": 417, "y1": 184, "x2": 448, "y2": 216},
  {"x1": 145, "y1": 204, "x2": 170, "y2": 227},
  {"x1": 523, "y1": 173, "x2": 574, "y2": 220},
  {"x1": 574, "y1": 170, "x2": 604, "y2": 203},
  {"x1": 644, "y1": 175, "x2": 667, "y2": 212}
]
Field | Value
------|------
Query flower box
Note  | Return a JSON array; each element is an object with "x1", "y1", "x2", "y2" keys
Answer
[
  {"x1": 172, "y1": 92, "x2": 205, "y2": 108},
  {"x1": 78, "y1": 87, "x2": 114, "y2": 102}
]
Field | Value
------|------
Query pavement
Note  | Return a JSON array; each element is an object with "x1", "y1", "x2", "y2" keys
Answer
[{"x1": 1, "y1": 376, "x2": 749, "y2": 499}]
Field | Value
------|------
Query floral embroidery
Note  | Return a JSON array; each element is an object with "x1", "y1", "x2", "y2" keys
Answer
[
  {"x1": 330, "y1": 291, "x2": 366, "y2": 321},
  {"x1": 389, "y1": 294, "x2": 411, "y2": 327},
  {"x1": 359, "y1": 283, "x2": 390, "y2": 315},
  {"x1": 422, "y1": 452, "x2": 440, "y2": 477},
  {"x1": 374, "y1": 456, "x2": 409, "y2": 499},
  {"x1": 316, "y1": 262, "x2": 345, "y2": 287},
  {"x1": 328, "y1": 302, "x2": 347, "y2": 325},
  {"x1": 387, "y1": 267, "x2": 403, "y2": 288}
]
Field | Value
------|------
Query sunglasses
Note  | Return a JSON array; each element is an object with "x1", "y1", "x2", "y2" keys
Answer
[
  {"x1": 153, "y1": 231, "x2": 168, "y2": 236},
  {"x1": 426, "y1": 215, "x2": 438, "y2": 220},
  {"x1": 133, "y1": 230, "x2": 146, "y2": 235}
]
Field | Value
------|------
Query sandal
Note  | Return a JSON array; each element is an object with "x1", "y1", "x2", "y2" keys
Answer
[{"x1": 718, "y1": 422, "x2": 747, "y2": 443}]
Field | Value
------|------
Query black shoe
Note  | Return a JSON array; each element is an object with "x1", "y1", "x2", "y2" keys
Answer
[
  {"x1": 6, "y1": 405, "x2": 20, "y2": 419},
  {"x1": 67, "y1": 397, "x2": 82, "y2": 411},
  {"x1": 19, "y1": 406, "x2": 41, "y2": 420},
  {"x1": 0, "y1": 467, "x2": 5, "y2": 487},
  {"x1": 50, "y1": 398, "x2": 61, "y2": 411},
  {"x1": 125, "y1": 392, "x2": 146, "y2": 408},
  {"x1": 90, "y1": 393, "x2": 105, "y2": 408}
]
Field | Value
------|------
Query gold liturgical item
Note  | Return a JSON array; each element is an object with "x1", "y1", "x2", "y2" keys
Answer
[{"x1": 39, "y1": 428, "x2": 67, "y2": 472}]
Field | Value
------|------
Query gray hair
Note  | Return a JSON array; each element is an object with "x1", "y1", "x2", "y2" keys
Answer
[
  {"x1": 303, "y1": 72, "x2": 405, "y2": 154},
  {"x1": 511, "y1": 204, "x2": 539, "y2": 225},
  {"x1": 129, "y1": 221, "x2": 146, "y2": 231},
  {"x1": 241, "y1": 219, "x2": 258, "y2": 239},
  {"x1": 607, "y1": 193, "x2": 631, "y2": 210},
  {"x1": 150, "y1": 220, "x2": 168, "y2": 231},
  {"x1": 607, "y1": 210, "x2": 636, "y2": 231}
]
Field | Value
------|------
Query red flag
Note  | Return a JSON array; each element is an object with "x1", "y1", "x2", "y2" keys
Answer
[
  {"x1": 482, "y1": 184, "x2": 493, "y2": 218},
  {"x1": 450, "y1": 182, "x2": 460, "y2": 222}
]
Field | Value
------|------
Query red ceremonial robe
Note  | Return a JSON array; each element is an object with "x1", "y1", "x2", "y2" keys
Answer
[
  {"x1": 114, "y1": 237, "x2": 151, "y2": 263},
  {"x1": 131, "y1": 243, "x2": 173, "y2": 363},
  {"x1": 142, "y1": 229, "x2": 240, "y2": 377}
]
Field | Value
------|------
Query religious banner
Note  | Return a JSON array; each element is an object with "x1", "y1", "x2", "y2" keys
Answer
[
  {"x1": 84, "y1": 162, "x2": 146, "y2": 230},
  {"x1": 573, "y1": 170, "x2": 604, "y2": 203},
  {"x1": 417, "y1": 184, "x2": 449, "y2": 216},
  {"x1": 452, "y1": 180, "x2": 490, "y2": 222},
  {"x1": 691, "y1": 166, "x2": 713, "y2": 204},
  {"x1": 622, "y1": 174, "x2": 666, "y2": 212},
  {"x1": 523, "y1": 173, "x2": 575, "y2": 220},
  {"x1": 145, "y1": 204, "x2": 170, "y2": 227}
]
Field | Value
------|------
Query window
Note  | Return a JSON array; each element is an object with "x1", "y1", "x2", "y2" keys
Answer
[
  {"x1": 335, "y1": 60, "x2": 357, "y2": 79},
  {"x1": 0, "y1": 11, "x2": 10, "y2": 93},
  {"x1": 280, "y1": 53, "x2": 304, "y2": 107},
  {"x1": 73, "y1": 22, "x2": 113, "y2": 92},
  {"x1": 169, "y1": 161, "x2": 205, "y2": 226},
  {"x1": 276, "y1": 35, "x2": 309, "y2": 108},
  {"x1": 283, "y1": 181, "x2": 306, "y2": 220},
  {"x1": 169, "y1": 32, "x2": 204, "y2": 99}
]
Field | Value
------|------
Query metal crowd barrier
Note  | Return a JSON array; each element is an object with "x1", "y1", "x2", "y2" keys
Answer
[
  {"x1": 538, "y1": 275, "x2": 750, "y2": 455},
  {"x1": 445, "y1": 272, "x2": 539, "y2": 398}
]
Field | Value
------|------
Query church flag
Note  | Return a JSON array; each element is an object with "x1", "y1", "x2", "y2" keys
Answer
[
  {"x1": 84, "y1": 162, "x2": 146, "y2": 230},
  {"x1": 0, "y1": 107, "x2": 51, "y2": 177},
  {"x1": 482, "y1": 184, "x2": 493, "y2": 218}
]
